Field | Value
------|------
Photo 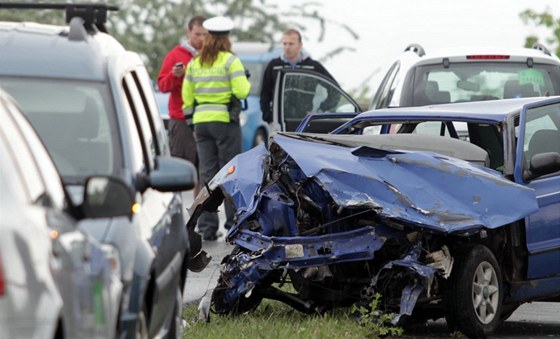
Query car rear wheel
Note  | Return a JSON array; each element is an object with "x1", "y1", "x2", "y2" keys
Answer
[{"x1": 445, "y1": 244, "x2": 503, "y2": 338}]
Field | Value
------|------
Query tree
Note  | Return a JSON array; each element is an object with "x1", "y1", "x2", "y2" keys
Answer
[
  {"x1": 0, "y1": 0, "x2": 358, "y2": 78},
  {"x1": 520, "y1": 7, "x2": 560, "y2": 57}
]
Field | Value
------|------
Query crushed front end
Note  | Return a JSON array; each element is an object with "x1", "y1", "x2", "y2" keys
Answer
[{"x1": 188, "y1": 133, "x2": 537, "y2": 324}]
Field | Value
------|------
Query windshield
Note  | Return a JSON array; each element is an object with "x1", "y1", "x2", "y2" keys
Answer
[
  {"x1": 411, "y1": 62, "x2": 560, "y2": 105},
  {"x1": 0, "y1": 77, "x2": 122, "y2": 182}
]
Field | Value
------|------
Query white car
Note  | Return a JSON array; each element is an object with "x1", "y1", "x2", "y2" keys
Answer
[
  {"x1": 0, "y1": 89, "x2": 124, "y2": 338},
  {"x1": 370, "y1": 43, "x2": 560, "y2": 110}
]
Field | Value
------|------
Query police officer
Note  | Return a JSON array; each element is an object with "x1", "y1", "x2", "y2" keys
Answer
[{"x1": 182, "y1": 16, "x2": 250, "y2": 241}]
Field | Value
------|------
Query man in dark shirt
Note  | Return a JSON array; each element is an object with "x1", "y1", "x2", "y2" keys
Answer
[{"x1": 260, "y1": 29, "x2": 338, "y2": 123}]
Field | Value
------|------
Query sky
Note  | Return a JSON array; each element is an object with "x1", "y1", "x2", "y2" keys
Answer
[{"x1": 269, "y1": 0, "x2": 560, "y2": 96}]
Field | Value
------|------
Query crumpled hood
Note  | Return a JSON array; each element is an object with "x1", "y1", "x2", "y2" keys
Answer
[{"x1": 217, "y1": 134, "x2": 538, "y2": 234}]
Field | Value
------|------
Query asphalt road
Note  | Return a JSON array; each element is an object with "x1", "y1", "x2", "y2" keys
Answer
[{"x1": 180, "y1": 192, "x2": 560, "y2": 338}]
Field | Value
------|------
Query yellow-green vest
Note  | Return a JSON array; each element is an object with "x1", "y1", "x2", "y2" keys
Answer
[{"x1": 182, "y1": 51, "x2": 251, "y2": 124}]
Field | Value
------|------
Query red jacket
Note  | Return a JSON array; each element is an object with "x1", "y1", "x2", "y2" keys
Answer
[{"x1": 157, "y1": 45, "x2": 196, "y2": 120}]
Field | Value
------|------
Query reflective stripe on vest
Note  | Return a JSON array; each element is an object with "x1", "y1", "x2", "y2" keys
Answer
[{"x1": 187, "y1": 52, "x2": 248, "y2": 124}]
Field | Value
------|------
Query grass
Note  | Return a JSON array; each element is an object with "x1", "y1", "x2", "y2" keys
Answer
[{"x1": 182, "y1": 299, "x2": 386, "y2": 339}]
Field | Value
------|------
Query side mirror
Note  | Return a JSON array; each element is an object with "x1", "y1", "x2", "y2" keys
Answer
[
  {"x1": 524, "y1": 152, "x2": 560, "y2": 181},
  {"x1": 83, "y1": 176, "x2": 134, "y2": 219},
  {"x1": 148, "y1": 156, "x2": 197, "y2": 192}
]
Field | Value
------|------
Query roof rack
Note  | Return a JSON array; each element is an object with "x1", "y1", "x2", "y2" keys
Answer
[
  {"x1": 532, "y1": 43, "x2": 552, "y2": 56},
  {"x1": 404, "y1": 43, "x2": 426, "y2": 57},
  {"x1": 0, "y1": 2, "x2": 119, "y2": 33}
]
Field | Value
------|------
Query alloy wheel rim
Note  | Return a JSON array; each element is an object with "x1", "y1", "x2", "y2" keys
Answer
[{"x1": 471, "y1": 261, "x2": 499, "y2": 324}]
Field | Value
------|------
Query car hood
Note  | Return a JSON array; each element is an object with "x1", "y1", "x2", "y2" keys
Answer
[{"x1": 214, "y1": 133, "x2": 538, "y2": 234}]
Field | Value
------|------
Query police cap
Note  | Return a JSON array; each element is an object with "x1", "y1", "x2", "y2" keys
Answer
[{"x1": 203, "y1": 16, "x2": 234, "y2": 35}]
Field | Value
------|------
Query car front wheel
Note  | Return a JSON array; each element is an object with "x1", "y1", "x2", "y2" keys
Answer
[{"x1": 445, "y1": 244, "x2": 503, "y2": 338}]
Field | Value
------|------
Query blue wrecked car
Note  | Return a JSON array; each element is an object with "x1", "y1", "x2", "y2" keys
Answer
[{"x1": 188, "y1": 93, "x2": 560, "y2": 338}]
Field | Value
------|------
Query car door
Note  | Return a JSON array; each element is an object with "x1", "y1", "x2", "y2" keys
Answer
[
  {"x1": 122, "y1": 70, "x2": 187, "y2": 334},
  {"x1": 272, "y1": 69, "x2": 361, "y2": 134},
  {"x1": 514, "y1": 97, "x2": 560, "y2": 280}
]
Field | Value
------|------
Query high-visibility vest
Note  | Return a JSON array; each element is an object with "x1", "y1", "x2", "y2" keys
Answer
[{"x1": 182, "y1": 51, "x2": 250, "y2": 124}]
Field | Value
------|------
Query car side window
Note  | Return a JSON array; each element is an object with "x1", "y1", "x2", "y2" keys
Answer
[
  {"x1": 371, "y1": 62, "x2": 399, "y2": 109},
  {"x1": 122, "y1": 77, "x2": 148, "y2": 173},
  {"x1": 522, "y1": 103, "x2": 560, "y2": 172},
  {"x1": 282, "y1": 73, "x2": 353, "y2": 119},
  {"x1": 123, "y1": 72, "x2": 156, "y2": 171},
  {"x1": 133, "y1": 67, "x2": 170, "y2": 156}
]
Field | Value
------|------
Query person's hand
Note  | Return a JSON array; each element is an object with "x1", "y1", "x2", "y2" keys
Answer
[{"x1": 173, "y1": 63, "x2": 185, "y2": 78}]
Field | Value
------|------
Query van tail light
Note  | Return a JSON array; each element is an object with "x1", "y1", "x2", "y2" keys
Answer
[
  {"x1": 0, "y1": 255, "x2": 5, "y2": 296},
  {"x1": 466, "y1": 55, "x2": 510, "y2": 60}
]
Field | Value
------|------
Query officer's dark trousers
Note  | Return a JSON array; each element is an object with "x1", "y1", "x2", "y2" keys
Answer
[{"x1": 194, "y1": 121, "x2": 242, "y2": 238}]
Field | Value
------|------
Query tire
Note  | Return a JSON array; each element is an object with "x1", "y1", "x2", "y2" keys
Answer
[
  {"x1": 167, "y1": 287, "x2": 184, "y2": 339},
  {"x1": 252, "y1": 128, "x2": 267, "y2": 148},
  {"x1": 445, "y1": 245, "x2": 503, "y2": 338}
]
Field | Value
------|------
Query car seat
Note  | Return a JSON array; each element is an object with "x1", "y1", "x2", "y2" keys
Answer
[{"x1": 503, "y1": 80, "x2": 538, "y2": 98}]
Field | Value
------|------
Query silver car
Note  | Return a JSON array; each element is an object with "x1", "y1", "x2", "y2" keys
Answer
[{"x1": 0, "y1": 88, "x2": 126, "y2": 338}]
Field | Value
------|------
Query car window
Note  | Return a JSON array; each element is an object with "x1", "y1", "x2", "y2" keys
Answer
[
  {"x1": 0, "y1": 77, "x2": 119, "y2": 180},
  {"x1": 282, "y1": 73, "x2": 356, "y2": 120},
  {"x1": 122, "y1": 76, "x2": 149, "y2": 173},
  {"x1": 413, "y1": 63, "x2": 560, "y2": 105},
  {"x1": 522, "y1": 102, "x2": 560, "y2": 172},
  {"x1": 123, "y1": 72, "x2": 156, "y2": 171},
  {"x1": 133, "y1": 67, "x2": 170, "y2": 156},
  {"x1": 371, "y1": 61, "x2": 400, "y2": 109}
]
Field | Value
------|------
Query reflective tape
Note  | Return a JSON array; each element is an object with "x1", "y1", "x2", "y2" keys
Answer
[
  {"x1": 195, "y1": 87, "x2": 231, "y2": 94},
  {"x1": 187, "y1": 75, "x2": 229, "y2": 82},
  {"x1": 230, "y1": 70, "x2": 246, "y2": 78},
  {"x1": 195, "y1": 105, "x2": 229, "y2": 112}
]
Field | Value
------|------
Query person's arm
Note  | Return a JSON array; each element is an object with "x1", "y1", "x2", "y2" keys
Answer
[
  {"x1": 259, "y1": 61, "x2": 275, "y2": 123},
  {"x1": 229, "y1": 57, "x2": 251, "y2": 100},
  {"x1": 157, "y1": 49, "x2": 184, "y2": 93},
  {"x1": 181, "y1": 62, "x2": 196, "y2": 123}
]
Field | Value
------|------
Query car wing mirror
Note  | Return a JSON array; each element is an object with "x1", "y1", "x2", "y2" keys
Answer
[
  {"x1": 83, "y1": 176, "x2": 134, "y2": 219},
  {"x1": 148, "y1": 156, "x2": 197, "y2": 192}
]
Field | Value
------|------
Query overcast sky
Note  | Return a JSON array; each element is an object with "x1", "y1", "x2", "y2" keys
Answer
[{"x1": 270, "y1": 0, "x2": 560, "y2": 95}]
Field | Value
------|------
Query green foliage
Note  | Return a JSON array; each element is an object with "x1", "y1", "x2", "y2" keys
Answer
[
  {"x1": 520, "y1": 7, "x2": 560, "y2": 57},
  {"x1": 351, "y1": 293, "x2": 404, "y2": 338},
  {"x1": 0, "y1": 0, "x2": 358, "y2": 79}
]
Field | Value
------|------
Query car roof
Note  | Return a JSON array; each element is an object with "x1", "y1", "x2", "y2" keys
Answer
[
  {"x1": 396, "y1": 45, "x2": 560, "y2": 72},
  {"x1": 359, "y1": 96, "x2": 559, "y2": 122},
  {"x1": 0, "y1": 21, "x2": 124, "y2": 80}
]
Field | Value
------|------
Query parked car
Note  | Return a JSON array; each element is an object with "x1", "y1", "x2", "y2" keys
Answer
[
  {"x1": 369, "y1": 43, "x2": 560, "y2": 109},
  {"x1": 0, "y1": 88, "x2": 124, "y2": 338},
  {"x1": 188, "y1": 96, "x2": 560, "y2": 338},
  {"x1": 0, "y1": 3, "x2": 208, "y2": 338},
  {"x1": 157, "y1": 42, "x2": 284, "y2": 151}
]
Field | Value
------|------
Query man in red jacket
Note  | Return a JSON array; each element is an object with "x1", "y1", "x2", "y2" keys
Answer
[{"x1": 158, "y1": 15, "x2": 207, "y2": 195}]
